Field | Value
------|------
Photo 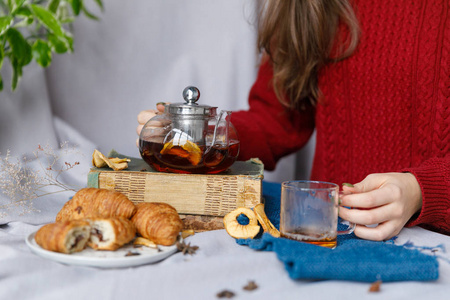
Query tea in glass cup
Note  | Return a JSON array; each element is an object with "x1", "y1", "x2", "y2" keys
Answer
[{"x1": 280, "y1": 180, "x2": 354, "y2": 249}]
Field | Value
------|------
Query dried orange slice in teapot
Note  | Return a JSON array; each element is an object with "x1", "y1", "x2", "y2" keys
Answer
[{"x1": 160, "y1": 139, "x2": 202, "y2": 166}]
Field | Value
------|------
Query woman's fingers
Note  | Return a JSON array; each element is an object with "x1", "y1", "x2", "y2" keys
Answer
[
  {"x1": 352, "y1": 173, "x2": 386, "y2": 193},
  {"x1": 136, "y1": 124, "x2": 144, "y2": 136},
  {"x1": 137, "y1": 110, "x2": 157, "y2": 124},
  {"x1": 353, "y1": 222, "x2": 401, "y2": 241},
  {"x1": 156, "y1": 102, "x2": 166, "y2": 111},
  {"x1": 339, "y1": 204, "x2": 397, "y2": 226},
  {"x1": 136, "y1": 103, "x2": 169, "y2": 148},
  {"x1": 340, "y1": 186, "x2": 392, "y2": 208},
  {"x1": 338, "y1": 173, "x2": 423, "y2": 241}
]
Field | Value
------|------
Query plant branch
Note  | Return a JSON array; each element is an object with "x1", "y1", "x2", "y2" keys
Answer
[{"x1": 0, "y1": 143, "x2": 81, "y2": 216}]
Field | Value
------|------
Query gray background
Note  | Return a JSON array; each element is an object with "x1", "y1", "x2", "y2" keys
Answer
[{"x1": 0, "y1": 0, "x2": 313, "y2": 182}]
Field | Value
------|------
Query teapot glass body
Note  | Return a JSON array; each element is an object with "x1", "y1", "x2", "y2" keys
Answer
[{"x1": 139, "y1": 87, "x2": 240, "y2": 174}]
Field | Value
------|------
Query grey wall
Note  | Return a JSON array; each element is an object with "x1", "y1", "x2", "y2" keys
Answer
[{"x1": 1, "y1": 0, "x2": 313, "y2": 182}]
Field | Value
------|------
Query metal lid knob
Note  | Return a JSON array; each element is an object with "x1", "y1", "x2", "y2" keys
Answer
[
  {"x1": 183, "y1": 86, "x2": 200, "y2": 105},
  {"x1": 166, "y1": 86, "x2": 216, "y2": 116}
]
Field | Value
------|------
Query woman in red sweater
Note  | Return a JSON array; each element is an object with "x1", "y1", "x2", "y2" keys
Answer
[{"x1": 138, "y1": 0, "x2": 449, "y2": 241}]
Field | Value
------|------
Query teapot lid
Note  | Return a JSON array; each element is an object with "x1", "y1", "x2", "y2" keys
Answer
[{"x1": 165, "y1": 86, "x2": 216, "y2": 116}]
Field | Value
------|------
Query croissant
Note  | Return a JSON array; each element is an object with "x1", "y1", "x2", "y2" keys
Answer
[
  {"x1": 131, "y1": 202, "x2": 183, "y2": 246},
  {"x1": 87, "y1": 217, "x2": 136, "y2": 251},
  {"x1": 35, "y1": 220, "x2": 91, "y2": 254},
  {"x1": 56, "y1": 188, "x2": 136, "y2": 222}
]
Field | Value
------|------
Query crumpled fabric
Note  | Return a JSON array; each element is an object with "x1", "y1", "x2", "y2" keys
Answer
[{"x1": 236, "y1": 181, "x2": 439, "y2": 282}]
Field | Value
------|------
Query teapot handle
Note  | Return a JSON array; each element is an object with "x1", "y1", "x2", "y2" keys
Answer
[{"x1": 209, "y1": 110, "x2": 231, "y2": 147}]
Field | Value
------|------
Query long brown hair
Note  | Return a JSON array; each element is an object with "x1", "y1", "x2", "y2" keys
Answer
[{"x1": 257, "y1": 0, "x2": 360, "y2": 108}]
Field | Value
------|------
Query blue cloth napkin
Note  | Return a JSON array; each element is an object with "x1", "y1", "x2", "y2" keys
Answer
[{"x1": 236, "y1": 181, "x2": 439, "y2": 282}]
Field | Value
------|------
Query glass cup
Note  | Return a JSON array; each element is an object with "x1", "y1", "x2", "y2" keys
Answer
[{"x1": 280, "y1": 180, "x2": 355, "y2": 249}]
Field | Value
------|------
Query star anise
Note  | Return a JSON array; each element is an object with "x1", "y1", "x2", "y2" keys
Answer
[{"x1": 176, "y1": 241, "x2": 199, "y2": 255}]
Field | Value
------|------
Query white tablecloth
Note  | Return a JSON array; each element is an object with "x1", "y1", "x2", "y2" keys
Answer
[
  {"x1": 1, "y1": 222, "x2": 450, "y2": 300},
  {"x1": 0, "y1": 114, "x2": 448, "y2": 300}
]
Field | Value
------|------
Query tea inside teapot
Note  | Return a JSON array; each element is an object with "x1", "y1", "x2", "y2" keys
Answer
[
  {"x1": 139, "y1": 86, "x2": 240, "y2": 174},
  {"x1": 160, "y1": 129, "x2": 202, "y2": 166}
]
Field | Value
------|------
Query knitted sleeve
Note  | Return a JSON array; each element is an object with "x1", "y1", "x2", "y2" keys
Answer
[
  {"x1": 403, "y1": 2, "x2": 450, "y2": 234},
  {"x1": 230, "y1": 60, "x2": 315, "y2": 170},
  {"x1": 403, "y1": 155, "x2": 450, "y2": 234}
]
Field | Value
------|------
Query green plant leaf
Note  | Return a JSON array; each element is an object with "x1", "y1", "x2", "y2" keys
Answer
[
  {"x1": 10, "y1": 57, "x2": 21, "y2": 91},
  {"x1": 13, "y1": 0, "x2": 26, "y2": 7},
  {"x1": 30, "y1": 4, "x2": 65, "y2": 37},
  {"x1": 6, "y1": 0, "x2": 13, "y2": 11},
  {"x1": 14, "y1": 6, "x2": 33, "y2": 17},
  {"x1": 94, "y1": 0, "x2": 104, "y2": 11},
  {"x1": 0, "y1": 46, "x2": 3, "y2": 69},
  {"x1": 81, "y1": 5, "x2": 99, "y2": 20},
  {"x1": 47, "y1": 32, "x2": 73, "y2": 53},
  {"x1": 60, "y1": 17, "x2": 75, "y2": 24},
  {"x1": 0, "y1": 16, "x2": 13, "y2": 36},
  {"x1": 64, "y1": 33, "x2": 73, "y2": 52},
  {"x1": 69, "y1": 0, "x2": 82, "y2": 16},
  {"x1": 12, "y1": 0, "x2": 27, "y2": 13},
  {"x1": 47, "y1": 0, "x2": 61, "y2": 14},
  {"x1": 55, "y1": 1, "x2": 70, "y2": 20},
  {"x1": 0, "y1": 0, "x2": 102, "y2": 93},
  {"x1": 5, "y1": 27, "x2": 32, "y2": 66},
  {"x1": 32, "y1": 39, "x2": 52, "y2": 67},
  {"x1": 12, "y1": 7, "x2": 34, "y2": 28},
  {"x1": 48, "y1": 33, "x2": 67, "y2": 53}
]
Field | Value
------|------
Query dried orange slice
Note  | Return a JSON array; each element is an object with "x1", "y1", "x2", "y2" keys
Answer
[
  {"x1": 253, "y1": 204, "x2": 280, "y2": 237},
  {"x1": 160, "y1": 139, "x2": 202, "y2": 165},
  {"x1": 92, "y1": 149, "x2": 130, "y2": 171},
  {"x1": 223, "y1": 207, "x2": 261, "y2": 239}
]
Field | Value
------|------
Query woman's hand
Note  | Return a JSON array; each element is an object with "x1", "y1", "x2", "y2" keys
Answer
[
  {"x1": 136, "y1": 103, "x2": 166, "y2": 146},
  {"x1": 338, "y1": 172, "x2": 423, "y2": 241}
]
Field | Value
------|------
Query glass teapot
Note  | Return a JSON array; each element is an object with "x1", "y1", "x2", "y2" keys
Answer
[{"x1": 139, "y1": 86, "x2": 240, "y2": 174}]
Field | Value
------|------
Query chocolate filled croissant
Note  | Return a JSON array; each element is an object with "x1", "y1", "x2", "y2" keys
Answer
[
  {"x1": 131, "y1": 202, "x2": 183, "y2": 246},
  {"x1": 87, "y1": 217, "x2": 136, "y2": 251},
  {"x1": 56, "y1": 188, "x2": 136, "y2": 222},
  {"x1": 35, "y1": 220, "x2": 91, "y2": 254}
]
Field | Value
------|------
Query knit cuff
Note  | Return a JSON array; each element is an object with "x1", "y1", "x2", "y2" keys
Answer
[{"x1": 403, "y1": 162, "x2": 449, "y2": 228}]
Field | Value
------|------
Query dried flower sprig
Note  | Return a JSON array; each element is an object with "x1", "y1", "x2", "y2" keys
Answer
[{"x1": 0, "y1": 142, "x2": 81, "y2": 217}]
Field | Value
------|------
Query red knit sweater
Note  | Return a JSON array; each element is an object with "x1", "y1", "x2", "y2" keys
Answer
[{"x1": 231, "y1": 0, "x2": 449, "y2": 234}]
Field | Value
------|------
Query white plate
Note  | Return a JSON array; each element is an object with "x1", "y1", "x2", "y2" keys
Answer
[{"x1": 26, "y1": 231, "x2": 179, "y2": 268}]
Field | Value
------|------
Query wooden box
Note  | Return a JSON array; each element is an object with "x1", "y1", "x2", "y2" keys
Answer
[{"x1": 87, "y1": 151, "x2": 264, "y2": 230}]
